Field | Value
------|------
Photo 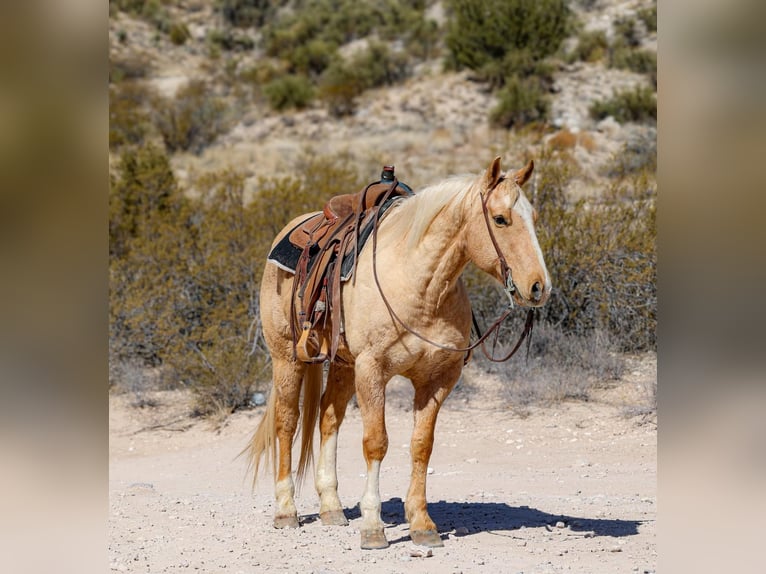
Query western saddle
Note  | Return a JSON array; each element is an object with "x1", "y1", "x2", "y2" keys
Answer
[{"x1": 283, "y1": 166, "x2": 413, "y2": 363}]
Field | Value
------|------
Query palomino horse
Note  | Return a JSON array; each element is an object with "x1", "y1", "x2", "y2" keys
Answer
[{"x1": 246, "y1": 157, "x2": 551, "y2": 549}]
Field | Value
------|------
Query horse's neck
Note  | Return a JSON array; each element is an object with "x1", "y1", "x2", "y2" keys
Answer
[{"x1": 389, "y1": 189, "x2": 472, "y2": 308}]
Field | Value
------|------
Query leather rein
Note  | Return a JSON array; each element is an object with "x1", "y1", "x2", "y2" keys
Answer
[{"x1": 370, "y1": 178, "x2": 534, "y2": 363}]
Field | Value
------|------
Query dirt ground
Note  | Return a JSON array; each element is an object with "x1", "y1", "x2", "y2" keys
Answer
[{"x1": 109, "y1": 357, "x2": 656, "y2": 574}]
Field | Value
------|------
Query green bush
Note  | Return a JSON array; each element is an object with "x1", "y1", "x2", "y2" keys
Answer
[
  {"x1": 489, "y1": 76, "x2": 550, "y2": 129},
  {"x1": 288, "y1": 39, "x2": 337, "y2": 77},
  {"x1": 152, "y1": 79, "x2": 230, "y2": 153},
  {"x1": 110, "y1": 53, "x2": 152, "y2": 83},
  {"x1": 110, "y1": 165, "x2": 268, "y2": 415},
  {"x1": 109, "y1": 144, "x2": 179, "y2": 260},
  {"x1": 637, "y1": 3, "x2": 657, "y2": 34},
  {"x1": 207, "y1": 28, "x2": 255, "y2": 52},
  {"x1": 109, "y1": 82, "x2": 153, "y2": 149},
  {"x1": 590, "y1": 85, "x2": 657, "y2": 124},
  {"x1": 263, "y1": 74, "x2": 315, "y2": 111},
  {"x1": 319, "y1": 42, "x2": 410, "y2": 116},
  {"x1": 112, "y1": 0, "x2": 173, "y2": 33},
  {"x1": 570, "y1": 29, "x2": 608, "y2": 63},
  {"x1": 169, "y1": 22, "x2": 191, "y2": 46},
  {"x1": 610, "y1": 46, "x2": 656, "y2": 75},
  {"x1": 613, "y1": 16, "x2": 641, "y2": 48},
  {"x1": 445, "y1": 0, "x2": 571, "y2": 74},
  {"x1": 534, "y1": 150, "x2": 656, "y2": 351},
  {"x1": 219, "y1": 0, "x2": 275, "y2": 28}
]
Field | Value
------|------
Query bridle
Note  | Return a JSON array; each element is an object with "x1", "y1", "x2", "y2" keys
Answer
[
  {"x1": 370, "y1": 176, "x2": 535, "y2": 363},
  {"x1": 479, "y1": 176, "x2": 518, "y2": 309}
]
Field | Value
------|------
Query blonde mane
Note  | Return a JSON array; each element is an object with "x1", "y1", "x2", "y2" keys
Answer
[{"x1": 385, "y1": 173, "x2": 478, "y2": 249}]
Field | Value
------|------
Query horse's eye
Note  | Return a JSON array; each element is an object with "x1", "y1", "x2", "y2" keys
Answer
[{"x1": 493, "y1": 215, "x2": 509, "y2": 227}]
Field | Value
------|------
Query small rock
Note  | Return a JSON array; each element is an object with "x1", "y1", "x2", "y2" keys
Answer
[
  {"x1": 610, "y1": 546, "x2": 622, "y2": 553},
  {"x1": 555, "y1": 521, "x2": 566, "y2": 529},
  {"x1": 251, "y1": 392, "x2": 267, "y2": 406},
  {"x1": 454, "y1": 526, "x2": 469, "y2": 536},
  {"x1": 408, "y1": 546, "x2": 433, "y2": 558},
  {"x1": 427, "y1": 467, "x2": 434, "y2": 475}
]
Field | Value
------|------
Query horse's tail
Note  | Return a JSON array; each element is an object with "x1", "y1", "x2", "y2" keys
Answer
[
  {"x1": 296, "y1": 363, "x2": 322, "y2": 487},
  {"x1": 242, "y1": 385, "x2": 278, "y2": 489},
  {"x1": 242, "y1": 362, "x2": 323, "y2": 489}
]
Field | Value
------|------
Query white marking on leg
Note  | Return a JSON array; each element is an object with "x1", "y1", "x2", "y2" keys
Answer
[
  {"x1": 359, "y1": 460, "x2": 383, "y2": 531},
  {"x1": 275, "y1": 476, "x2": 296, "y2": 517},
  {"x1": 316, "y1": 432, "x2": 342, "y2": 513}
]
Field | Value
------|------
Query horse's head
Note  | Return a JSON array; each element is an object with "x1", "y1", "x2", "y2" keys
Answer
[{"x1": 466, "y1": 156, "x2": 552, "y2": 308}]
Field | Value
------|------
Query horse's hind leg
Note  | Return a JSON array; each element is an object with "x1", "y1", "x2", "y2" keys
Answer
[
  {"x1": 405, "y1": 361, "x2": 463, "y2": 547},
  {"x1": 272, "y1": 356, "x2": 305, "y2": 529},
  {"x1": 316, "y1": 361, "x2": 355, "y2": 526}
]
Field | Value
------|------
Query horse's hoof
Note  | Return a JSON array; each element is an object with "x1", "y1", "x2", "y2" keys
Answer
[
  {"x1": 410, "y1": 529, "x2": 444, "y2": 547},
  {"x1": 273, "y1": 514, "x2": 300, "y2": 529},
  {"x1": 320, "y1": 509, "x2": 348, "y2": 526},
  {"x1": 360, "y1": 529, "x2": 389, "y2": 550}
]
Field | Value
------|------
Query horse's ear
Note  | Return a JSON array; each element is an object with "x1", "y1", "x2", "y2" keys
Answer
[
  {"x1": 514, "y1": 159, "x2": 534, "y2": 187},
  {"x1": 484, "y1": 156, "x2": 503, "y2": 189}
]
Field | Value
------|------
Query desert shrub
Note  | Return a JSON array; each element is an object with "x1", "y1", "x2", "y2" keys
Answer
[
  {"x1": 534, "y1": 150, "x2": 656, "y2": 351},
  {"x1": 319, "y1": 61, "x2": 362, "y2": 117},
  {"x1": 445, "y1": 0, "x2": 571, "y2": 74},
  {"x1": 169, "y1": 22, "x2": 191, "y2": 45},
  {"x1": 610, "y1": 46, "x2": 656, "y2": 75},
  {"x1": 319, "y1": 42, "x2": 410, "y2": 116},
  {"x1": 613, "y1": 15, "x2": 641, "y2": 48},
  {"x1": 288, "y1": 39, "x2": 337, "y2": 77},
  {"x1": 109, "y1": 82, "x2": 153, "y2": 149},
  {"x1": 110, "y1": 163, "x2": 268, "y2": 416},
  {"x1": 219, "y1": 0, "x2": 275, "y2": 28},
  {"x1": 112, "y1": 0, "x2": 173, "y2": 32},
  {"x1": 109, "y1": 151, "x2": 363, "y2": 417},
  {"x1": 109, "y1": 144, "x2": 179, "y2": 259},
  {"x1": 604, "y1": 131, "x2": 657, "y2": 178},
  {"x1": 262, "y1": 0, "x2": 427, "y2": 72},
  {"x1": 263, "y1": 74, "x2": 315, "y2": 111},
  {"x1": 489, "y1": 76, "x2": 550, "y2": 129},
  {"x1": 569, "y1": 29, "x2": 608, "y2": 63},
  {"x1": 637, "y1": 3, "x2": 657, "y2": 33},
  {"x1": 110, "y1": 53, "x2": 152, "y2": 83},
  {"x1": 151, "y1": 79, "x2": 230, "y2": 153},
  {"x1": 406, "y1": 16, "x2": 441, "y2": 61},
  {"x1": 207, "y1": 28, "x2": 255, "y2": 52},
  {"x1": 473, "y1": 47, "x2": 556, "y2": 91},
  {"x1": 590, "y1": 85, "x2": 656, "y2": 124}
]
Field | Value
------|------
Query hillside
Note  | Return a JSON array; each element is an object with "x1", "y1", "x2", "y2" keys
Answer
[{"x1": 109, "y1": 0, "x2": 657, "y2": 194}]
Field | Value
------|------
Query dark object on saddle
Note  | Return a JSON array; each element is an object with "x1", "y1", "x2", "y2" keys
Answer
[{"x1": 267, "y1": 166, "x2": 413, "y2": 363}]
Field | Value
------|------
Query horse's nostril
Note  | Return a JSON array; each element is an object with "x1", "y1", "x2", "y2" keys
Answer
[{"x1": 531, "y1": 281, "x2": 542, "y2": 301}]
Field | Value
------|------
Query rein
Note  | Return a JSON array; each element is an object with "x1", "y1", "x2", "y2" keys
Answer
[{"x1": 370, "y1": 179, "x2": 534, "y2": 363}]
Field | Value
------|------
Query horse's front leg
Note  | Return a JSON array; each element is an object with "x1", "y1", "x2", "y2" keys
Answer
[
  {"x1": 355, "y1": 355, "x2": 390, "y2": 549},
  {"x1": 316, "y1": 361, "x2": 356, "y2": 526},
  {"x1": 406, "y1": 361, "x2": 463, "y2": 547}
]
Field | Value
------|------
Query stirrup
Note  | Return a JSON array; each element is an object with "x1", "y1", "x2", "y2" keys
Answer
[{"x1": 296, "y1": 321, "x2": 329, "y2": 363}]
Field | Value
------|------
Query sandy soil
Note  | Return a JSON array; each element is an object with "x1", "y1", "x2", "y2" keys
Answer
[{"x1": 109, "y1": 361, "x2": 656, "y2": 574}]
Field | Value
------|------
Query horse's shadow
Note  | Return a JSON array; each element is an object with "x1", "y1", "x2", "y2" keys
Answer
[{"x1": 304, "y1": 498, "x2": 643, "y2": 545}]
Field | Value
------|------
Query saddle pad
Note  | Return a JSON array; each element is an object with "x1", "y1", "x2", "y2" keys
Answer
[{"x1": 267, "y1": 195, "x2": 403, "y2": 282}]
